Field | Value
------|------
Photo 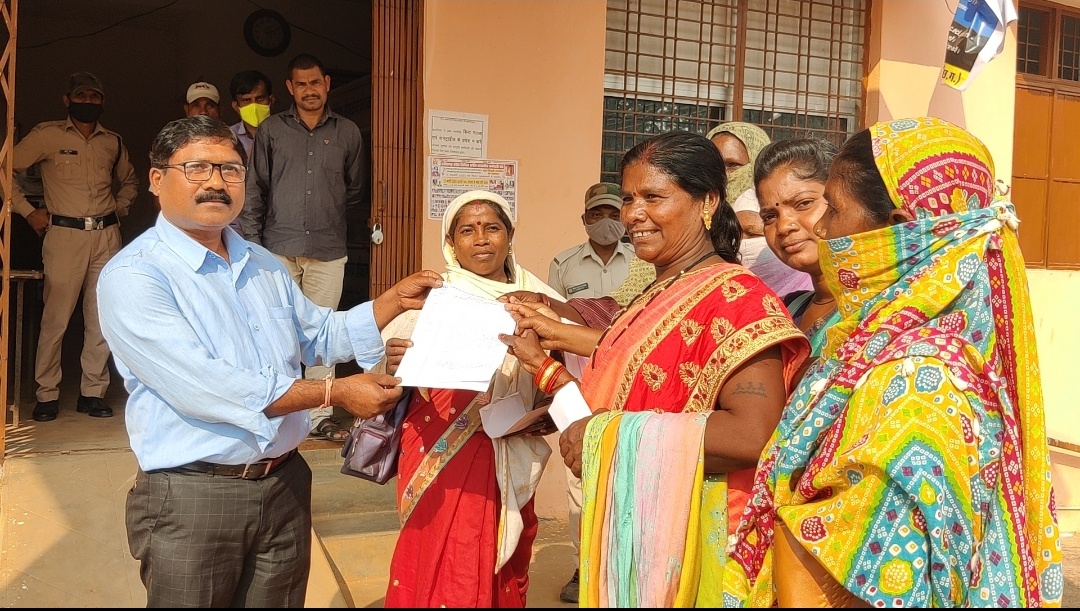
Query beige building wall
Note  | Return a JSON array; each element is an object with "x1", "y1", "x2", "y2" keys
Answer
[
  {"x1": 869, "y1": 0, "x2": 1080, "y2": 527},
  {"x1": 421, "y1": 0, "x2": 608, "y2": 519},
  {"x1": 420, "y1": 0, "x2": 607, "y2": 279},
  {"x1": 865, "y1": 0, "x2": 1017, "y2": 179}
]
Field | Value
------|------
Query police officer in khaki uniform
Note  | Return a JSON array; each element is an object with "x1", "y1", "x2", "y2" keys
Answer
[
  {"x1": 11, "y1": 72, "x2": 139, "y2": 422},
  {"x1": 547, "y1": 182, "x2": 635, "y2": 300}
]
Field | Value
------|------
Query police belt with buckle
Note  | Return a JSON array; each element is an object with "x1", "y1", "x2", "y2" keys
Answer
[
  {"x1": 163, "y1": 449, "x2": 298, "y2": 480},
  {"x1": 50, "y1": 212, "x2": 119, "y2": 231}
]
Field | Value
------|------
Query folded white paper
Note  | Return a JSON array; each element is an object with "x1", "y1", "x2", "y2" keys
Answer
[
  {"x1": 549, "y1": 382, "x2": 593, "y2": 431},
  {"x1": 395, "y1": 285, "x2": 518, "y2": 391},
  {"x1": 480, "y1": 393, "x2": 554, "y2": 438}
]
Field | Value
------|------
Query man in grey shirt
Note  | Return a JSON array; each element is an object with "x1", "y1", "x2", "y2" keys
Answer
[{"x1": 239, "y1": 53, "x2": 364, "y2": 442}]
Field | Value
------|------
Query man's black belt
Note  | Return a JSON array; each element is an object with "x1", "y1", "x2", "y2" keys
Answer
[
  {"x1": 159, "y1": 449, "x2": 298, "y2": 480},
  {"x1": 50, "y1": 212, "x2": 118, "y2": 230}
]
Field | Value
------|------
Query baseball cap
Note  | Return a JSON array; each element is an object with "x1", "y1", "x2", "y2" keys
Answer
[
  {"x1": 186, "y1": 82, "x2": 220, "y2": 104},
  {"x1": 67, "y1": 72, "x2": 104, "y2": 97},
  {"x1": 584, "y1": 182, "x2": 622, "y2": 211}
]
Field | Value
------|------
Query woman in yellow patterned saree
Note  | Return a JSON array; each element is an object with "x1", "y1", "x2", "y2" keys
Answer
[
  {"x1": 731, "y1": 118, "x2": 1062, "y2": 607},
  {"x1": 502, "y1": 131, "x2": 809, "y2": 607}
]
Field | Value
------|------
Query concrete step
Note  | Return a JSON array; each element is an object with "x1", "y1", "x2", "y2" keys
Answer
[
  {"x1": 302, "y1": 447, "x2": 401, "y2": 607},
  {"x1": 305, "y1": 447, "x2": 400, "y2": 525}
]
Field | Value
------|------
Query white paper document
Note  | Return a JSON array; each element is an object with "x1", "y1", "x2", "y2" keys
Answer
[
  {"x1": 480, "y1": 393, "x2": 554, "y2": 438},
  {"x1": 394, "y1": 284, "x2": 517, "y2": 391},
  {"x1": 549, "y1": 383, "x2": 593, "y2": 431}
]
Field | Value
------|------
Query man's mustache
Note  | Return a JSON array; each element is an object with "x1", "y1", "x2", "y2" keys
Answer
[{"x1": 195, "y1": 190, "x2": 233, "y2": 205}]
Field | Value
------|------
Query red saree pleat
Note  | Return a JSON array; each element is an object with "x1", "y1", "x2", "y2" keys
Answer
[{"x1": 385, "y1": 388, "x2": 537, "y2": 608}]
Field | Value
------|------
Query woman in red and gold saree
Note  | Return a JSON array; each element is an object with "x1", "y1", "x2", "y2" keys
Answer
[
  {"x1": 502, "y1": 131, "x2": 809, "y2": 606},
  {"x1": 381, "y1": 190, "x2": 564, "y2": 608}
]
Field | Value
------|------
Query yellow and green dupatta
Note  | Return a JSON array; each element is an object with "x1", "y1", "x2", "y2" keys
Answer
[
  {"x1": 731, "y1": 118, "x2": 1061, "y2": 607},
  {"x1": 578, "y1": 264, "x2": 808, "y2": 607}
]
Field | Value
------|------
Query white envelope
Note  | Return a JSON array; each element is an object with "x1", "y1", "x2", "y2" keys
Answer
[{"x1": 480, "y1": 393, "x2": 554, "y2": 438}]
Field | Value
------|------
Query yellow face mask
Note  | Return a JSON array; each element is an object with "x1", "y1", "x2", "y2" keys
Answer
[{"x1": 238, "y1": 103, "x2": 271, "y2": 128}]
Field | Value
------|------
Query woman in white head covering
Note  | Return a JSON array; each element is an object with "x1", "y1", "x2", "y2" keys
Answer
[{"x1": 381, "y1": 191, "x2": 563, "y2": 608}]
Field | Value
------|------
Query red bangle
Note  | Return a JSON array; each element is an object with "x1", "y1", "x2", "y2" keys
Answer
[
  {"x1": 542, "y1": 364, "x2": 567, "y2": 395},
  {"x1": 534, "y1": 357, "x2": 557, "y2": 389}
]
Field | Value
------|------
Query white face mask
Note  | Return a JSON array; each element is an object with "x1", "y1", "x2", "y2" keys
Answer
[{"x1": 585, "y1": 217, "x2": 626, "y2": 246}]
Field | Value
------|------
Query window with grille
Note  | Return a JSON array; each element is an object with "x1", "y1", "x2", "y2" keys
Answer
[
  {"x1": 601, "y1": 0, "x2": 867, "y2": 184},
  {"x1": 1060, "y1": 14, "x2": 1080, "y2": 81},
  {"x1": 1018, "y1": 7, "x2": 1049, "y2": 75},
  {"x1": 1016, "y1": 4, "x2": 1080, "y2": 83}
]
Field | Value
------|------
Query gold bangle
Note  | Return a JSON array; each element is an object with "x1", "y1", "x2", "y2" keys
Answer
[
  {"x1": 543, "y1": 364, "x2": 568, "y2": 394},
  {"x1": 534, "y1": 357, "x2": 556, "y2": 389},
  {"x1": 536, "y1": 359, "x2": 560, "y2": 392},
  {"x1": 537, "y1": 363, "x2": 556, "y2": 392}
]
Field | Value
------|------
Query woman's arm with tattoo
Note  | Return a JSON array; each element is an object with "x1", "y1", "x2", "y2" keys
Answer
[{"x1": 703, "y1": 346, "x2": 787, "y2": 473}]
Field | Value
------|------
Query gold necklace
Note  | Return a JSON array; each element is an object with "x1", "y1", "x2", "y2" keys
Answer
[{"x1": 591, "y1": 250, "x2": 719, "y2": 364}]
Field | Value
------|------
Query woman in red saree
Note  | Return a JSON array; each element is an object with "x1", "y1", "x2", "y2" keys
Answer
[
  {"x1": 380, "y1": 190, "x2": 564, "y2": 608},
  {"x1": 502, "y1": 131, "x2": 809, "y2": 606}
]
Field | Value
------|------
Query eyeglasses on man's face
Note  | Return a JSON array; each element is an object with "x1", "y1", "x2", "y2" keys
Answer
[{"x1": 162, "y1": 160, "x2": 247, "y2": 183}]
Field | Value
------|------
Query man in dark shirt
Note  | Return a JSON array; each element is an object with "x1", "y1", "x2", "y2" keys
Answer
[{"x1": 239, "y1": 54, "x2": 365, "y2": 442}]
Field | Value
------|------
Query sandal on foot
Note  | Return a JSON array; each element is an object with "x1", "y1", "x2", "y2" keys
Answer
[{"x1": 310, "y1": 418, "x2": 350, "y2": 442}]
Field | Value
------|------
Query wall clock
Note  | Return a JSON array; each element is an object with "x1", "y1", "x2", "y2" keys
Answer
[{"x1": 244, "y1": 9, "x2": 291, "y2": 57}]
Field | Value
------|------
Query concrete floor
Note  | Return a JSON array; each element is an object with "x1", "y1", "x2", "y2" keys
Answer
[{"x1": 0, "y1": 445, "x2": 578, "y2": 608}]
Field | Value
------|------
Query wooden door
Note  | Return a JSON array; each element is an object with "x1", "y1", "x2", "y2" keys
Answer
[
  {"x1": 369, "y1": 0, "x2": 424, "y2": 296},
  {"x1": 1047, "y1": 92, "x2": 1080, "y2": 267},
  {"x1": 1012, "y1": 84, "x2": 1080, "y2": 269},
  {"x1": 1012, "y1": 86, "x2": 1052, "y2": 266},
  {"x1": 1, "y1": 0, "x2": 18, "y2": 459}
]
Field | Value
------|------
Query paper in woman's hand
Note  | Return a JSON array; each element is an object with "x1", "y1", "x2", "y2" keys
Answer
[
  {"x1": 394, "y1": 285, "x2": 518, "y2": 391},
  {"x1": 549, "y1": 382, "x2": 593, "y2": 431},
  {"x1": 479, "y1": 393, "x2": 552, "y2": 438}
]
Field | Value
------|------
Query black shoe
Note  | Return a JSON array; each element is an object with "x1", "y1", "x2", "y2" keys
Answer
[
  {"x1": 559, "y1": 569, "x2": 579, "y2": 604},
  {"x1": 32, "y1": 400, "x2": 59, "y2": 422},
  {"x1": 76, "y1": 395, "x2": 113, "y2": 418}
]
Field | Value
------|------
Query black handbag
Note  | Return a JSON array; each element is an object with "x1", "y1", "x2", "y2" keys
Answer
[{"x1": 340, "y1": 389, "x2": 410, "y2": 484}]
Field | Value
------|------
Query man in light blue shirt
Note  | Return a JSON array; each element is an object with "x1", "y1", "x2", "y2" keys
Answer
[{"x1": 97, "y1": 116, "x2": 441, "y2": 607}]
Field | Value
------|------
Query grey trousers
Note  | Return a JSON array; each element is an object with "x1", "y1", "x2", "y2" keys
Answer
[{"x1": 126, "y1": 453, "x2": 312, "y2": 608}]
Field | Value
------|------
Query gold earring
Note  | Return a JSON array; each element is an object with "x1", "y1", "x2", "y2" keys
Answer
[{"x1": 703, "y1": 205, "x2": 712, "y2": 230}]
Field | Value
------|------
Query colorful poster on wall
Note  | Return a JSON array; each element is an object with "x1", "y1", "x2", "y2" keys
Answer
[
  {"x1": 940, "y1": 0, "x2": 1018, "y2": 91},
  {"x1": 427, "y1": 157, "x2": 518, "y2": 221},
  {"x1": 428, "y1": 110, "x2": 488, "y2": 158}
]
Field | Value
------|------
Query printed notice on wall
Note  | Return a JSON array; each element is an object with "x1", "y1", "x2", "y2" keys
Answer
[
  {"x1": 427, "y1": 157, "x2": 518, "y2": 221},
  {"x1": 428, "y1": 110, "x2": 488, "y2": 158},
  {"x1": 940, "y1": 0, "x2": 1016, "y2": 91}
]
